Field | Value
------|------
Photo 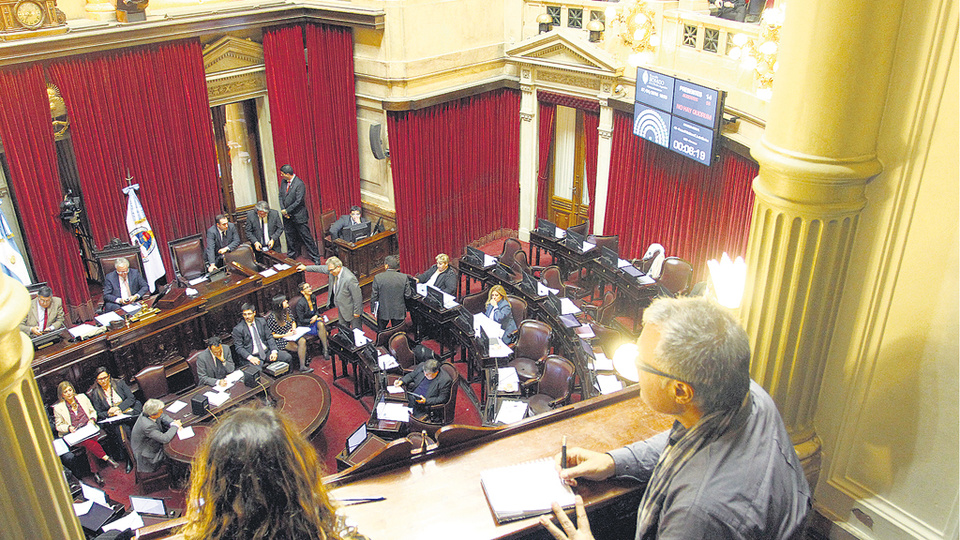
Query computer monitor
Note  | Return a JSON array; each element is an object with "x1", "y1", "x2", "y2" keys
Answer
[
  {"x1": 543, "y1": 291, "x2": 562, "y2": 317},
  {"x1": 490, "y1": 262, "x2": 514, "y2": 282},
  {"x1": 476, "y1": 328, "x2": 490, "y2": 356},
  {"x1": 454, "y1": 306, "x2": 474, "y2": 333},
  {"x1": 425, "y1": 285, "x2": 445, "y2": 308},
  {"x1": 564, "y1": 229, "x2": 585, "y2": 252},
  {"x1": 536, "y1": 218, "x2": 556, "y2": 237},
  {"x1": 464, "y1": 245, "x2": 487, "y2": 267},
  {"x1": 346, "y1": 422, "x2": 368, "y2": 454},
  {"x1": 342, "y1": 221, "x2": 372, "y2": 243},
  {"x1": 600, "y1": 246, "x2": 619, "y2": 269},
  {"x1": 518, "y1": 271, "x2": 539, "y2": 297}
]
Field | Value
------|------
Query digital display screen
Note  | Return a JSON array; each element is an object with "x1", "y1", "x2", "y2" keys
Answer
[
  {"x1": 672, "y1": 80, "x2": 721, "y2": 129},
  {"x1": 635, "y1": 68, "x2": 675, "y2": 112},
  {"x1": 670, "y1": 119, "x2": 715, "y2": 166},
  {"x1": 633, "y1": 103, "x2": 671, "y2": 148}
]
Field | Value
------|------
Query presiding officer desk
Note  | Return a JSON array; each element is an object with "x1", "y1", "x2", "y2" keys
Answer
[
  {"x1": 326, "y1": 386, "x2": 672, "y2": 540},
  {"x1": 31, "y1": 251, "x2": 302, "y2": 404}
]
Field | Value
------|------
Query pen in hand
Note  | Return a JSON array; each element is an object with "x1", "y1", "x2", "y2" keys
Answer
[{"x1": 561, "y1": 436, "x2": 567, "y2": 470}]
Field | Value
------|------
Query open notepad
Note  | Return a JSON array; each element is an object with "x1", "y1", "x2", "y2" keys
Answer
[{"x1": 480, "y1": 457, "x2": 575, "y2": 524}]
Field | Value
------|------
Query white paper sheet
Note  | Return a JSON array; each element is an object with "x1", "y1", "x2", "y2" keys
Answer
[
  {"x1": 259, "y1": 268, "x2": 278, "y2": 278},
  {"x1": 63, "y1": 423, "x2": 100, "y2": 446},
  {"x1": 53, "y1": 438, "x2": 69, "y2": 456},
  {"x1": 488, "y1": 338, "x2": 513, "y2": 358},
  {"x1": 286, "y1": 326, "x2": 312, "y2": 341},
  {"x1": 188, "y1": 276, "x2": 208, "y2": 286},
  {"x1": 483, "y1": 253, "x2": 497, "y2": 267},
  {"x1": 225, "y1": 370, "x2": 244, "y2": 383},
  {"x1": 122, "y1": 303, "x2": 140, "y2": 314},
  {"x1": 99, "y1": 413, "x2": 132, "y2": 424},
  {"x1": 185, "y1": 287, "x2": 199, "y2": 296},
  {"x1": 592, "y1": 352, "x2": 614, "y2": 371},
  {"x1": 386, "y1": 385, "x2": 405, "y2": 394},
  {"x1": 102, "y1": 511, "x2": 144, "y2": 532},
  {"x1": 441, "y1": 290, "x2": 459, "y2": 309},
  {"x1": 204, "y1": 391, "x2": 230, "y2": 407},
  {"x1": 537, "y1": 282, "x2": 559, "y2": 296},
  {"x1": 177, "y1": 426, "x2": 195, "y2": 440},
  {"x1": 618, "y1": 258, "x2": 632, "y2": 268},
  {"x1": 73, "y1": 500, "x2": 94, "y2": 516},
  {"x1": 353, "y1": 328, "x2": 371, "y2": 346},
  {"x1": 273, "y1": 263, "x2": 291, "y2": 271},
  {"x1": 574, "y1": 325, "x2": 595, "y2": 339},
  {"x1": 415, "y1": 283, "x2": 427, "y2": 296},
  {"x1": 559, "y1": 297, "x2": 581, "y2": 315},
  {"x1": 130, "y1": 496, "x2": 166, "y2": 516},
  {"x1": 497, "y1": 367, "x2": 520, "y2": 393},
  {"x1": 68, "y1": 324, "x2": 105, "y2": 339},
  {"x1": 638, "y1": 275, "x2": 656, "y2": 285},
  {"x1": 376, "y1": 401, "x2": 411, "y2": 422},
  {"x1": 166, "y1": 400, "x2": 187, "y2": 414},
  {"x1": 94, "y1": 311, "x2": 123, "y2": 326},
  {"x1": 494, "y1": 399, "x2": 528, "y2": 424},
  {"x1": 597, "y1": 374, "x2": 623, "y2": 394},
  {"x1": 378, "y1": 354, "x2": 399, "y2": 370},
  {"x1": 555, "y1": 228, "x2": 567, "y2": 238},
  {"x1": 80, "y1": 482, "x2": 107, "y2": 506},
  {"x1": 473, "y1": 312, "x2": 505, "y2": 339},
  {"x1": 581, "y1": 241, "x2": 596, "y2": 253}
]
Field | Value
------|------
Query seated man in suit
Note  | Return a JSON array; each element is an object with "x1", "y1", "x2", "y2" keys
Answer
[
  {"x1": 371, "y1": 255, "x2": 412, "y2": 331},
  {"x1": 196, "y1": 336, "x2": 236, "y2": 387},
  {"x1": 205, "y1": 213, "x2": 241, "y2": 273},
  {"x1": 130, "y1": 398, "x2": 182, "y2": 474},
  {"x1": 20, "y1": 285, "x2": 65, "y2": 336},
  {"x1": 415, "y1": 253, "x2": 457, "y2": 296},
  {"x1": 244, "y1": 200, "x2": 284, "y2": 254},
  {"x1": 102, "y1": 257, "x2": 149, "y2": 312},
  {"x1": 231, "y1": 302, "x2": 293, "y2": 368},
  {"x1": 329, "y1": 205, "x2": 371, "y2": 240},
  {"x1": 392, "y1": 359, "x2": 452, "y2": 418}
]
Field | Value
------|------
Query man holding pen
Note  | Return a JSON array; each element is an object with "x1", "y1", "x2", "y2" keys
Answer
[{"x1": 541, "y1": 297, "x2": 810, "y2": 540}]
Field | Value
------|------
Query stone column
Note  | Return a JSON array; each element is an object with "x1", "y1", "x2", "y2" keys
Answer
[
  {"x1": 740, "y1": 0, "x2": 904, "y2": 484},
  {"x1": 592, "y1": 100, "x2": 614, "y2": 234},
  {"x1": 0, "y1": 275, "x2": 84, "y2": 538},
  {"x1": 517, "y1": 68, "x2": 538, "y2": 242}
]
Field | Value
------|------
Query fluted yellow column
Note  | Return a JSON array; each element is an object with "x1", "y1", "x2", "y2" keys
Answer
[
  {"x1": 741, "y1": 0, "x2": 904, "y2": 484},
  {"x1": 0, "y1": 275, "x2": 84, "y2": 539}
]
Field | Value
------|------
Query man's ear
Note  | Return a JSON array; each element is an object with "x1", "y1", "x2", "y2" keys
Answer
[{"x1": 673, "y1": 381, "x2": 695, "y2": 405}]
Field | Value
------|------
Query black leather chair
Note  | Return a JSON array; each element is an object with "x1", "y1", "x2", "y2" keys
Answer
[
  {"x1": 224, "y1": 243, "x2": 259, "y2": 272},
  {"x1": 95, "y1": 239, "x2": 144, "y2": 284},
  {"x1": 498, "y1": 238, "x2": 522, "y2": 269},
  {"x1": 507, "y1": 320, "x2": 552, "y2": 384},
  {"x1": 527, "y1": 355, "x2": 576, "y2": 416},
  {"x1": 169, "y1": 234, "x2": 205, "y2": 284},
  {"x1": 134, "y1": 365, "x2": 171, "y2": 401},
  {"x1": 320, "y1": 209, "x2": 338, "y2": 258},
  {"x1": 658, "y1": 257, "x2": 694, "y2": 296},
  {"x1": 568, "y1": 220, "x2": 589, "y2": 236},
  {"x1": 407, "y1": 362, "x2": 460, "y2": 437},
  {"x1": 460, "y1": 288, "x2": 489, "y2": 315}
]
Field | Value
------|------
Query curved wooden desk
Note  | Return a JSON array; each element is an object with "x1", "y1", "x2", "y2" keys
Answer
[{"x1": 165, "y1": 372, "x2": 331, "y2": 463}]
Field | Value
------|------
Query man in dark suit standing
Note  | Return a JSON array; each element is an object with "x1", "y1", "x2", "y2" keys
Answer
[
  {"x1": 231, "y1": 302, "x2": 293, "y2": 368},
  {"x1": 196, "y1": 336, "x2": 236, "y2": 387},
  {"x1": 300, "y1": 256, "x2": 363, "y2": 329},
  {"x1": 329, "y1": 205, "x2": 371, "y2": 240},
  {"x1": 130, "y1": 398, "x2": 181, "y2": 473},
  {"x1": 102, "y1": 257, "x2": 150, "y2": 312},
  {"x1": 278, "y1": 164, "x2": 321, "y2": 264},
  {"x1": 393, "y1": 359, "x2": 452, "y2": 417},
  {"x1": 205, "y1": 214, "x2": 241, "y2": 273},
  {"x1": 371, "y1": 255, "x2": 411, "y2": 331},
  {"x1": 415, "y1": 253, "x2": 457, "y2": 295},
  {"x1": 244, "y1": 200, "x2": 284, "y2": 254}
]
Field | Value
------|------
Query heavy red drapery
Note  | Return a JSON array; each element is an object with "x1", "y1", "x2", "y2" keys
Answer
[
  {"x1": 49, "y1": 40, "x2": 221, "y2": 280},
  {"x1": 604, "y1": 111, "x2": 756, "y2": 282},
  {"x1": 583, "y1": 110, "x2": 599, "y2": 233},
  {"x1": 0, "y1": 65, "x2": 91, "y2": 309},
  {"x1": 305, "y1": 23, "x2": 361, "y2": 213},
  {"x1": 387, "y1": 89, "x2": 520, "y2": 272},
  {"x1": 535, "y1": 102, "x2": 556, "y2": 221}
]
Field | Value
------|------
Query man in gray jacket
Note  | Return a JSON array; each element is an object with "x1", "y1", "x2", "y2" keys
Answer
[
  {"x1": 130, "y1": 399, "x2": 182, "y2": 473},
  {"x1": 195, "y1": 336, "x2": 236, "y2": 387},
  {"x1": 299, "y1": 256, "x2": 363, "y2": 329},
  {"x1": 371, "y1": 255, "x2": 411, "y2": 331}
]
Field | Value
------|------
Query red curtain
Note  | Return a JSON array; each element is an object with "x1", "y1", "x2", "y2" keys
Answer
[
  {"x1": 583, "y1": 110, "x2": 599, "y2": 233},
  {"x1": 535, "y1": 102, "x2": 556, "y2": 221},
  {"x1": 387, "y1": 89, "x2": 520, "y2": 272},
  {"x1": 305, "y1": 23, "x2": 361, "y2": 213},
  {"x1": 604, "y1": 111, "x2": 756, "y2": 282},
  {"x1": 0, "y1": 65, "x2": 91, "y2": 309},
  {"x1": 49, "y1": 40, "x2": 221, "y2": 280}
]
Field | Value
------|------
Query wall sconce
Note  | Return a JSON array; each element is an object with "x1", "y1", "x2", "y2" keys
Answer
[
  {"x1": 727, "y1": 7, "x2": 784, "y2": 101},
  {"x1": 537, "y1": 13, "x2": 553, "y2": 34},
  {"x1": 587, "y1": 19, "x2": 605, "y2": 43},
  {"x1": 606, "y1": 0, "x2": 659, "y2": 66}
]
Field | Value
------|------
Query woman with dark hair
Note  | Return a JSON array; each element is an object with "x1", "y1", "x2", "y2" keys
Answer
[
  {"x1": 52, "y1": 381, "x2": 120, "y2": 476},
  {"x1": 88, "y1": 366, "x2": 141, "y2": 473},
  {"x1": 180, "y1": 407, "x2": 366, "y2": 540},
  {"x1": 265, "y1": 294, "x2": 314, "y2": 373},
  {"x1": 485, "y1": 284, "x2": 517, "y2": 344}
]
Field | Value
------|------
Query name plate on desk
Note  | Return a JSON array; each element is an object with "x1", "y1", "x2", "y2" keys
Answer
[{"x1": 156, "y1": 287, "x2": 186, "y2": 309}]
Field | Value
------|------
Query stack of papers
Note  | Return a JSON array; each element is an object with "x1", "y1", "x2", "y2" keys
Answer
[
  {"x1": 188, "y1": 276, "x2": 208, "y2": 286},
  {"x1": 592, "y1": 352, "x2": 614, "y2": 371},
  {"x1": 559, "y1": 297, "x2": 581, "y2": 315},
  {"x1": 376, "y1": 401, "x2": 411, "y2": 422},
  {"x1": 68, "y1": 324, "x2": 107, "y2": 340},
  {"x1": 474, "y1": 313, "x2": 505, "y2": 340},
  {"x1": 102, "y1": 512, "x2": 144, "y2": 532},
  {"x1": 353, "y1": 328, "x2": 371, "y2": 346},
  {"x1": 597, "y1": 374, "x2": 623, "y2": 394},
  {"x1": 580, "y1": 241, "x2": 597, "y2": 252},
  {"x1": 555, "y1": 229, "x2": 567, "y2": 239},
  {"x1": 537, "y1": 282, "x2": 559, "y2": 296},
  {"x1": 177, "y1": 426, "x2": 195, "y2": 440},
  {"x1": 496, "y1": 367, "x2": 520, "y2": 393},
  {"x1": 204, "y1": 391, "x2": 230, "y2": 407},
  {"x1": 286, "y1": 326, "x2": 312, "y2": 341},
  {"x1": 99, "y1": 413, "x2": 132, "y2": 424},
  {"x1": 479, "y1": 457, "x2": 574, "y2": 524},
  {"x1": 166, "y1": 400, "x2": 188, "y2": 414},
  {"x1": 259, "y1": 268, "x2": 278, "y2": 278},
  {"x1": 386, "y1": 385, "x2": 405, "y2": 395},
  {"x1": 64, "y1": 423, "x2": 100, "y2": 446},
  {"x1": 488, "y1": 338, "x2": 512, "y2": 358},
  {"x1": 273, "y1": 263, "x2": 291, "y2": 271},
  {"x1": 122, "y1": 303, "x2": 141, "y2": 314},
  {"x1": 618, "y1": 258, "x2": 632, "y2": 268},
  {"x1": 494, "y1": 399, "x2": 527, "y2": 424},
  {"x1": 226, "y1": 370, "x2": 244, "y2": 383},
  {"x1": 482, "y1": 253, "x2": 498, "y2": 267},
  {"x1": 94, "y1": 312, "x2": 123, "y2": 326},
  {"x1": 378, "y1": 354, "x2": 399, "y2": 370}
]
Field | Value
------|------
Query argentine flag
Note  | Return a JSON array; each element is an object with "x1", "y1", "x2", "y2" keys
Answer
[
  {"x1": 123, "y1": 184, "x2": 165, "y2": 292},
  {"x1": 0, "y1": 207, "x2": 30, "y2": 285}
]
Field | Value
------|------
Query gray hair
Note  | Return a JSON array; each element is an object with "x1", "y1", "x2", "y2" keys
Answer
[
  {"x1": 143, "y1": 398, "x2": 165, "y2": 417},
  {"x1": 423, "y1": 359, "x2": 440, "y2": 374},
  {"x1": 115, "y1": 258, "x2": 130, "y2": 270},
  {"x1": 642, "y1": 297, "x2": 750, "y2": 414},
  {"x1": 255, "y1": 200, "x2": 269, "y2": 213},
  {"x1": 326, "y1": 257, "x2": 343, "y2": 269},
  {"x1": 38, "y1": 285, "x2": 53, "y2": 298}
]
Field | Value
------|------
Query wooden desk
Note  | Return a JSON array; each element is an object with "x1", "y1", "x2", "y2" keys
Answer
[
  {"x1": 328, "y1": 387, "x2": 672, "y2": 540},
  {"x1": 334, "y1": 229, "x2": 399, "y2": 282}
]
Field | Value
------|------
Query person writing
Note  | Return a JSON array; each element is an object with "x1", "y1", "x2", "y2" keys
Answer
[
  {"x1": 102, "y1": 257, "x2": 149, "y2": 312},
  {"x1": 415, "y1": 253, "x2": 457, "y2": 295},
  {"x1": 484, "y1": 284, "x2": 517, "y2": 345},
  {"x1": 88, "y1": 366, "x2": 141, "y2": 474},
  {"x1": 267, "y1": 293, "x2": 315, "y2": 373},
  {"x1": 52, "y1": 381, "x2": 120, "y2": 473},
  {"x1": 392, "y1": 359, "x2": 452, "y2": 417},
  {"x1": 196, "y1": 336, "x2": 236, "y2": 387},
  {"x1": 20, "y1": 285, "x2": 65, "y2": 336},
  {"x1": 180, "y1": 407, "x2": 368, "y2": 540},
  {"x1": 540, "y1": 297, "x2": 810, "y2": 540}
]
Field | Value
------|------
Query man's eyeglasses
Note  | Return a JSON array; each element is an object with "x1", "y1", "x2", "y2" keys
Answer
[{"x1": 637, "y1": 362, "x2": 694, "y2": 387}]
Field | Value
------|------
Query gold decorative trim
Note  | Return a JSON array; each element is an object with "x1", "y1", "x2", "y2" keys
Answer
[{"x1": 537, "y1": 69, "x2": 601, "y2": 91}]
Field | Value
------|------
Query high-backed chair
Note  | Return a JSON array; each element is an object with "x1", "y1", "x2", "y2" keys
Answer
[
  {"x1": 95, "y1": 239, "x2": 144, "y2": 283},
  {"x1": 168, "y1": 234, "x2": 205, "y2": 284},
  {"x1": 507, "y1": 320, "x2": 552, "y2": 384},
  {"x1": 583, "y1": 290, "x2": 617, "y2": 326},
  {"x1": 460, "y1": 288, "x2": 489, "y2": 315},
  {"x1": 568, "y1": 220, "x2": 589, "y2": 236},
  {"x1": 387, "y1": 332, "x2": 416, "y2": 373},
  {"x1": 505, "y1": 295, "x2": 527, "y2": 334},
  {"x1": 134, "y1": 365, "x2": 170, "y2": 400},
  {"x1": 511, "y1": 250, "x2": 545, "y2": 279},
  {"x1": 658, "y1": 257, "x2": 694, "y2": 296},
  {"x1": 407, "y1": 362, "x2": 460, "y2": 437},
  {"x1": 224, "y1": 243, "x2": 259, "y2": 272},
  {"x1": 320, "y1": 209, "x2": 338, "y2": 258},
  {"x1": 498, "y1": 238, "x2": 522, "y2": 269},
  {"x1": 541, "y1": 266, "x2": 584, "y2": 299},
  {"x1": 185, "y1": 349, "x2": 203, "y2": 388},
  {"x1": 591, "y1": 323, "x2": 625, "y2": 359},
  {"x1": 376, "y1": 319, "x2": 411, "y2": 348},
  {"x1": 587, "y1": 234, "x2": 618, "y2": 254},
  {"x1": 527, "y1": 355, "x2": 576, "y2": 416}
]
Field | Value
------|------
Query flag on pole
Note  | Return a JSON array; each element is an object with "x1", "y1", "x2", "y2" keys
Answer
[
  {"x1": 0, "y1": 206, "x2": 30, "y2": 285},
  {"x1": 123, "y1": 184, "x2": 164, "y2": 292}
]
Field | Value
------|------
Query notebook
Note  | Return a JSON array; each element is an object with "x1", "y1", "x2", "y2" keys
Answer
[{"x1": 479, "y1": 457, "x2": 575, "y2": 524}]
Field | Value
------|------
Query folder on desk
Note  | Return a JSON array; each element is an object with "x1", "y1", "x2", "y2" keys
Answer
[{"x1": 480, "y1": 457, "x2": 575, "y2": 524}]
